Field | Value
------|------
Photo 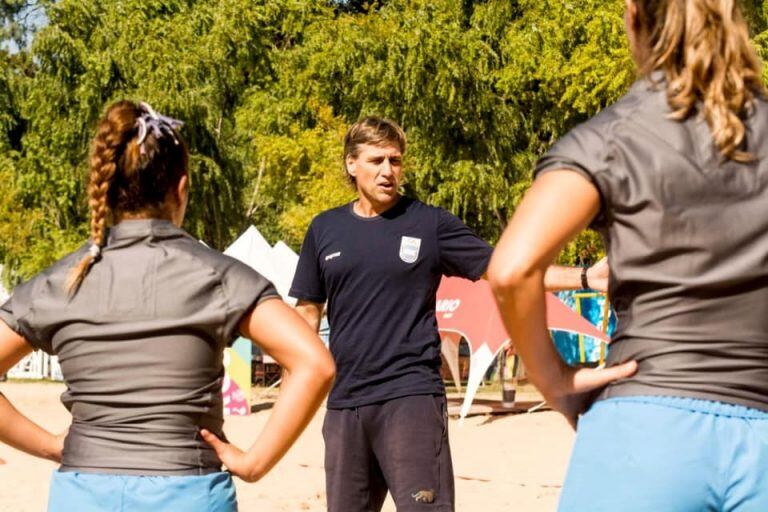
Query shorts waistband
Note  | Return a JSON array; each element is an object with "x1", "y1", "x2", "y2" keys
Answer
[{"x1": 598, "y1": 395, "x2": 768, "y2": 419}]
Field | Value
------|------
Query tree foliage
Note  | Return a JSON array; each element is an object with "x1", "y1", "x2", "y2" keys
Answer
[{"x1": 2, "y1": 0, "x2": 768, "y2": 284}]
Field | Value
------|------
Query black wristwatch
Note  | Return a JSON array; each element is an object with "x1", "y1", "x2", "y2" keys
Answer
[{"x1": 581, "y1": 266, "x2": 590, "y2": 290}]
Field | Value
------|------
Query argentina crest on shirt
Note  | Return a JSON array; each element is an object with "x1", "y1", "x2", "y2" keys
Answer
[{"x1": 399, "y1": 236, "x2": 421, "y2": 263}]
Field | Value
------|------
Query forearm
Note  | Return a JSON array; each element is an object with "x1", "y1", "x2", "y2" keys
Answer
[
  {"x1": 0, "y1": 392, "x2": 60, "y2": 462},
  {"x1": 241, "y1": 363, "x2": 331, "y2": 479},
  {"x1": 216, "y1": 299, "x2": 334, "y2": 481},
  {"x1": 543, "y1": 265, "x2": 583, "y2": 292},
  {"x1": 489, "y1": 173, "x2": 630, "y2": 425},
  {"x1": 493, "y1": 270, "x2": 568, "y2": 398}
]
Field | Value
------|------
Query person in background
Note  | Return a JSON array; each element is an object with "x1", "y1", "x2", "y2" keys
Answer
[
  {"x1": 489, "y1": 1, "x2": 768, "y2": 510},
  {"x1": 0, "y1": 100, "x2": 335, "y2": 512},
  {"x1": 290, "y1": 116, "x2": 607, "y2": 512}
]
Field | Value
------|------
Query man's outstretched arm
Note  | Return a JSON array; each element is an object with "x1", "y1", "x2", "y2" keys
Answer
[
  {"x1": 483, "y1": 257, "x2": 609, "y2": 292},
  {"x1": 543, "y1": 257, "x2": 608, "y2": 292}
]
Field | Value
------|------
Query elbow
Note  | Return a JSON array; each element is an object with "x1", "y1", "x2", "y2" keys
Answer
[
  {"x1": 487, "y1": 253, "x2": 539, "y2": 297},
  {"x1": 244, "y1": 466, "x2": 267, "y2": 484},
  {"x1": 314, "y1": 351, "x2": 336, "y2": 389}
]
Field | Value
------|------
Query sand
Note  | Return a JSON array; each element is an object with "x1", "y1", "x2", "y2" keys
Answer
[{"x1": 0, "y1": 382, "x2": 574, "y2": 511}]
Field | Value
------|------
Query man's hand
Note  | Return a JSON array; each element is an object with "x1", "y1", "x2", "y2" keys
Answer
[
  {"x1": 586, "y1": 257, "x2": 609, "y2": 293},
  {"x1": 294, "y1": 301, "x2": 324, "y2": 334},
  {"x1": 200, "y1": 429, "x2": 262, "y2": 483}
]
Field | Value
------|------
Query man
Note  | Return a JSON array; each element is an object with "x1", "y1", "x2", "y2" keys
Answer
[{"x1": 289, "y1": 117, "x2": 606, "y2": 511}]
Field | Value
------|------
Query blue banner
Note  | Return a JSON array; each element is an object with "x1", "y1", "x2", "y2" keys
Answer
[{"x1": 552, "y1": 291, "x2": 615, "y2": 365}]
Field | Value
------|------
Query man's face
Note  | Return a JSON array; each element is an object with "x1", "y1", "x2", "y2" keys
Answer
[{"x1": 346, "y1": 143, "x2": 403, "y2": 208}]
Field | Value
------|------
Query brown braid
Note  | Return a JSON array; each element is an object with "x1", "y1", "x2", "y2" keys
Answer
[
  {"x1": 66, "y1": 100, "x2": 188, "y2": 294},
  {"x1": 66, "y1": 102, "x2": 139, "y2": 293}
]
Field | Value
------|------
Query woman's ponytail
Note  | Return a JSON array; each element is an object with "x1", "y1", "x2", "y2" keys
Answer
[
  {"x1": 66, "y1": 101, "x2": 140, "y2": 294},
  {"x1": 639, "y1": 0, "x2": 765, "y2": 161}
]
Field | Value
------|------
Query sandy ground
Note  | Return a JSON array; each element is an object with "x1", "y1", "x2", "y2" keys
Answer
[{"x1": 0, "y1": 382, "x2": 575, "y2": 511}]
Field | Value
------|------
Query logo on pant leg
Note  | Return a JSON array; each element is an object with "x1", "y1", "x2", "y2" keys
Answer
[
  {"x1": 399, "y1": 236, "x2": 421, "y2": 263},
  {"x1": 411, "y1": 489, "x2": 436, "y2": 504}
]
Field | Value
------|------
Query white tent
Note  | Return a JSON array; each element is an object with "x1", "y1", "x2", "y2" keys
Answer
[
  {"x1": 223, "y1": 226, "x2": 331, "y2": 351},
  {"x1": 223, "y1": 226, "x2": 300, "y2": 305},
  {"x1": 224, "y1": 226, "x2": 276, "y2": 278},
  {"x1": 269, "y1": 241, "x2": 300, "y2": 303},
  {"x1": 225, "y1": 226, "x2": 304, "y2": 354}
]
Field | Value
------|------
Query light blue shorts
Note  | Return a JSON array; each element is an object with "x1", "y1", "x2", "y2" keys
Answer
[
  {"x1": 48, "y1": 470, "x2": 237, "y2": 512},
  {"x1": 559, "y1": 396, "x2": 768, "y2": 512}
]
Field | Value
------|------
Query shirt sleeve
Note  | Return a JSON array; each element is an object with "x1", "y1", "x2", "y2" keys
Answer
[
  {"x1": 533, "y1": 120, "x2": 614, "y2": 230},
  {"x1": 0, "y1": 279, "x2": 53, "y2": 354},
  {"x1": 288, "y1": 222, "x2": 327, "y2": 304},
  {"x1": 437, "y1": 208, "x2": 493, "y2": 281},
  {"x1": 220, "y1": 259, "x2": 281, "y2": 343}
]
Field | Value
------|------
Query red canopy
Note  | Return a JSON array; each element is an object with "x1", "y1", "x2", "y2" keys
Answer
[
  {"x1": 437, "y1": 277, "x2": 608, "y2": 352},
  {"x1": 435, "y1": 276, "x2": 609, "y2": 420}
]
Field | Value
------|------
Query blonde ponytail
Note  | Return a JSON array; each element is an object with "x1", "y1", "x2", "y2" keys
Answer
[{"x1": 639, "y1": 0, "x2": 765, "y2": 161}]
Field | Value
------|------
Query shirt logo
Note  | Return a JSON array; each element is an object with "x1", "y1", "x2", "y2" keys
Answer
[
  {"x1": 325, "y1": 251, "x2": 341, "y2": 262},
  {"x1": 399, "y1": 236, "x2": 421, "y2": 263}
]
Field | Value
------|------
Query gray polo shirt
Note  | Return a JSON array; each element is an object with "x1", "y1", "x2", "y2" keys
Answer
[
  {"x1": 0, "y1": 219, "x2": 279, "y2": 475},
  {"x1": 535, "y1": 74, "x2": 768, "y2": 412}
]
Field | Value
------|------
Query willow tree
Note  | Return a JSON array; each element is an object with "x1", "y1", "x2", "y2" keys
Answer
[
  {"x1": 242, "y1": 0, "x2": 633, "y2": 258},
  {"x1": 1, "y1": 0, "x2": 322, "y2": 282},
  {"x1": 4, "y1": 0, "x2": 768, "y2": 283}
]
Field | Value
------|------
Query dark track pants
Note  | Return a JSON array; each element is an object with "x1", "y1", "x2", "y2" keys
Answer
[{"x1": 323, "y1": 394, "x2": 455, "y2": 512}]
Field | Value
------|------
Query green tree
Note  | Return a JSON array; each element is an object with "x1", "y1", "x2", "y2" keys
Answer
[
  {"x1": 4, "y1": 0, "x2": 768, "y2": 284},
  {"x1": 0, "y1": 0, "x2": 326, "y2": 282},
  {"x1": 240, "y1": 0, "x2": 631, "y2": 261}
]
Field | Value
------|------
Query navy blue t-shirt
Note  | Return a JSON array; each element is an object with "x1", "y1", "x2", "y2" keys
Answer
[{"x1": 289, "y1": 197, "x2": 492, "y2": 408}]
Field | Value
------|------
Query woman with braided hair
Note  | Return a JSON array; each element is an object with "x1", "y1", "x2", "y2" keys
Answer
[
  {"x1": 0, "y1": 100, "x2": 335, "y2": 511},
  {"x1": 490, "y1": 0, "x2": 768, "y2": 510}
]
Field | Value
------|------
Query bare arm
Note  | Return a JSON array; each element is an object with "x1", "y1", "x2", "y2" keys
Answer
[
  {"x1": 488, "y1": 171, "x2": 635, "y2": 428},
  {"x1": 482, "y1": 259, "x2": 609, "y2": 292},
  {"x1": 543, "y1": 257, "x2": 608, "y2": 292},
  {"x1": 201, "y1": 298, "x2": 334, "y2": 482},
  {"x1": 0, "y1": 322, "x2": 63, "y2": 462},
  {"x1": 294, "y1": 300, "x2": 324, "y2": 333}
]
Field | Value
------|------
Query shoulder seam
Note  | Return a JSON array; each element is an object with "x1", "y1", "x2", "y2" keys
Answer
[
  {"x1": 605, "y1": 87, "x2": 658, "y2": 146},
  {"x1": 170, "y1": 239, "x2": 232, "y2": 341}
]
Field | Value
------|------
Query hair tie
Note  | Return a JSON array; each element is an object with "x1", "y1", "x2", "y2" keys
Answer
[
  {"x1": 88, "y1": 243, "x2": 102, "y2": 261},
  {"x1": 135, "y1": 102, "x2": 184, "y2": 155}
]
